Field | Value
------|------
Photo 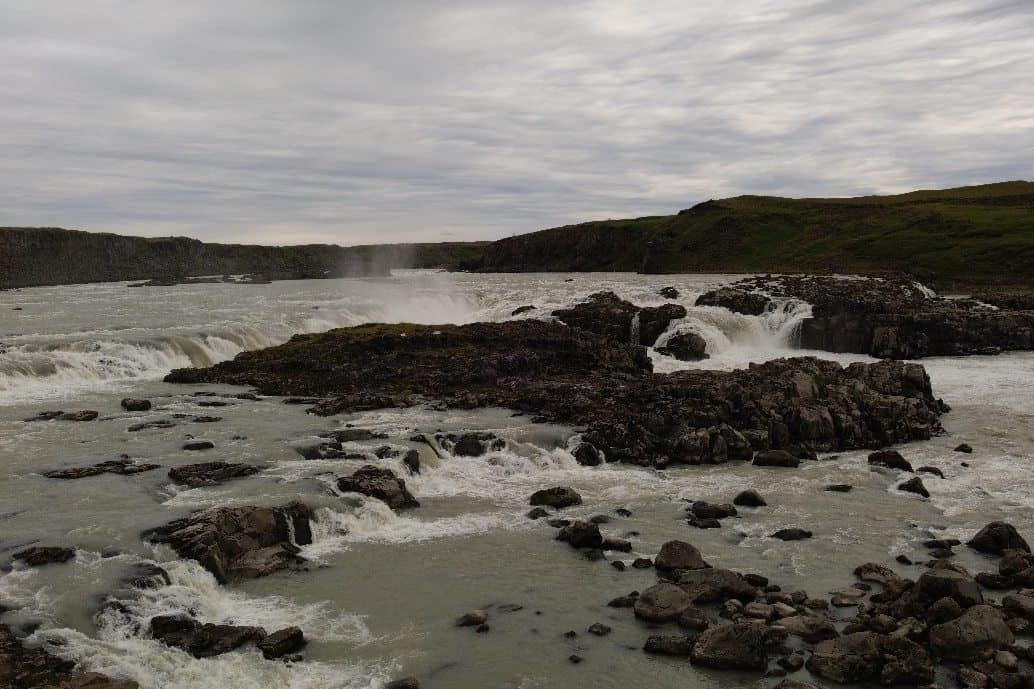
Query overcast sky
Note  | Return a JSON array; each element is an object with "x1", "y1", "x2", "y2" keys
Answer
[{"x1": 1, "y1": 1, "x2": 1032, "y2": 245}]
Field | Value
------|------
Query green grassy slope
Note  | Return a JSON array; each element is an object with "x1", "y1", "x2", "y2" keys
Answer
[{"x1": 466, "y1": 182, "x2": 1034, "y2": 289}]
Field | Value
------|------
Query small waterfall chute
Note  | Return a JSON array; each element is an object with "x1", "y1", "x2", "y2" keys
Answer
[{"x1": 629, "y1": 311, "x2": 641, "y2": 345}]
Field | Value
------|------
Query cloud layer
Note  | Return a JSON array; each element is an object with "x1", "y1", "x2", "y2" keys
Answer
[{"x1": 1, "y1": 0, "x2": 1032, "y2": 244}]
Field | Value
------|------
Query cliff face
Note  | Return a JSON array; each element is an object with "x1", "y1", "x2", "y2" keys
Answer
[{"x1": 0, "y1": 228, "x2": 478, "y2": 288}]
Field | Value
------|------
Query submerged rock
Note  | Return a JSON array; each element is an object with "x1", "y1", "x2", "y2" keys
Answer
[
  {"x1": 145, "y1": 503, "x2": 312, "y2": 584},
  {"x1": 771, "y1": 528, "x2": 812, "y2": 541},
  {"x1": 149, "y1": 614, "x2": 265, "y2": 658},
  {"x1": 43, "y1": 457, "x2": 160, "y2": 479},
  {"x1": 120, "y1": 398, "x2": 152, "y2": 412},
  {"x1": 897, "y1": 476, "x2": 930, "y2": 498},
  {"x1": 257, "y1": 626, "x2": 306, "y2": 659},
  {"x1": 733, "y1": 489, "x2": 766, "y2": 507},
  {"x1": 13, "y1": 546, "x2": 75, "y2": 567},
  {"x1": 337, "y1": 466, "x2": 419, "y2": 510},
  {"x1": 868, "y1": 450, "x2": 913, "y2": 472},
  {"x1": 752, "y1": 450, "x2": 800, "y2": 468}
]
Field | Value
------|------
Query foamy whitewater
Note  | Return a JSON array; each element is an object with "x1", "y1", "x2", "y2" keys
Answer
[{"x1": 1, "y1": 271, "x2": 1031, "y2": 688}]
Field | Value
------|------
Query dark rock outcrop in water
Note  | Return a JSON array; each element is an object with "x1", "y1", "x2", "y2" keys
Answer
[
  {"x1": 698, "y1": 275, "x2": 1034, "y2": 359},
  {"x1": 145, "y1": 503, "x2": 312, "y2": 583},
  {"x1": 166, "y1": 320, "x2": 946, "y2": 468},
  {"x1": 168, "y1": 462, "x2": 259, "y2": 488},
  {"x1": 0, "y1": 623, "x2": 138, "y2": 688},
  {"x1": 337, "y1": 465, "x2": 419, "y2": 510},
  {"x1": 552, "y1": 291, "x2": 686, "y2": 346}
]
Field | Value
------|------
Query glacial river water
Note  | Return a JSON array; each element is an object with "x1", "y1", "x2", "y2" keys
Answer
[{"x1": 0, "y1": 271, "x2": 1031, "y2": 689}]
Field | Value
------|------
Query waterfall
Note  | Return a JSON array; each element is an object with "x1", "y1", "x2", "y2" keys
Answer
[{"x1": 629, "y1": 311, "x2": 641, "y2": 345}]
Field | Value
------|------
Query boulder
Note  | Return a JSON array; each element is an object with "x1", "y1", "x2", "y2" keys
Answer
[
  {"x1": 552, "y1": 291, "x2": 687, "y2": 346},
  {"x1": 634, "y1": 583, "x2": 694, "y2": 623},
  {"x1": 696, "y1": 288, "x2": 771, "y2": 316},
  {"x1": 955, "y1": 443, "x2": 973, "y2": 453},
  {"x1": 897, "y1": 476, "x2": 930, "y2": 498},
  {"x1": 733, "y1": 489, "x2": 766, "y2": 507},
  {"x1": 678, "y1": 568, "x2": 758, "y2": 604},
  {"x1": 12, "y1": 546, "x2": 75, "y2": 567},
  {"x1": 753, "y1": 450, "x2": 800, "y2": 468},
  {"x1": 183, "y1": 441, "x2": 214, "y2": 451},
  {"x1": 657, "y1": 332, "x2": 709, "y2": 361},
  {"x1": 913, "y1": 569, "x2": 984, "y2": 608},
  {"x1": 43, "y1": 458, "x2": 160, "y2": 479},
  {"x1": 690, "y1": 622, "x2": 767, "y2": 670},
  {"x1": 456, "y1": 610, "x2": 488, "y2": 627},
  {"x1": 149, "y1": 615, "x2": 265, "y2": 658},
  {"x1": 968, "y1": 522, "x2": 1030, "y2": 555},
  {"x1": 145, "y1": 503, "x2": 312, "y2": 583},
  {"x1": 557, "y1": 521, "x2": 603, "y2": 549},
  {"x1": 690, "y1": 502, "x2": 737, "y2": 520},
  {"x1": 121, "y1": 398, "x2": 152, "y2": 412},
  {"x1": 868, "y1": 450, "x2": 913, "y2": 472},
  {"x1": 452, "y1": 433, "x2": 486, "y2": 457},
  {"x1": 529, "y1": 486, "x2": 582, "y2": 509},
  {"x1": 257, "y1": 626, "x2": 306, "y2": 659},
  {"x1": 806, "y1": 632, "x2": 883, "y2": 683},
  {"x1": 401, "y1": 449, "x2": 420, "y2": 474},
  {"x1": 778, "y1": 614, "x2": 838, "y2": 643},
  {"x1": 385, "y1": 679, "x2": 420, "y2": 689},
  {"x1": 654, "y1": 540, "x2": 709, "y2": 572},
  {"x1": 572, "y1": 442, "x2": 603, "y2": 466},
  {"x1": 337, "y1": 466, "x2": 419, "y2": 510},
  {"x1": 771, "y1": 528, "x2": 812, "y2": 541},
  {"x1": 644, "y1": 635, "x2": 696, "y2": 656},
  {"x1": 168, "y1": 462, "x2": 259, "y2": 488},
  {"x1": 916, "y1": 466, "x2": 945, "y2": 478},
  {"x1": 929, "y1": 605, "x2": 1014, "y2": 662}
]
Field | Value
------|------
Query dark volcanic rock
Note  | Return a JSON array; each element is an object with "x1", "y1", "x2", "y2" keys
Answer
[
  {"x1": 557, "y1": 521, "x2": 603, "y2": 549},
  {"x1": 696, "y1": 288, "x2": 771, "y2": 316},
  {"x1": 771, "y1": 528, "x2": 812, "y2": 541},
  {"x1": 968, "y1": 522, "x2": 1030, "y2": 555},
  {"x1": 149, "y1": 615, "x2": 266, "y2": 658},
  {"x1": 168, "y1": 462, "x2": 259, "y2": 488},
  {"x1": 257, "y1": 626, "x2": 306, "y2": 659},
  {"x1": 572, "y1": 442, "x2": 603, "y2": 466},
  {"x1": 337, "y1": 466, "x2": 419, "y2": 510},
  {"x1": 897, "y1": 476, "x2": 930, "y2": 498},
  {"x1": 928, "y1": 605, "x2": 1014, "y2": 662},
  {"x1": 163, "y1": 321, "x2": 946, "y2": 469},
  {"x1": 690, "y1": 502, "x2": 737, "y2": 520},
  {"x1": 868, "y1": 450, "x2": 913, "y2": 472},
  {"x1": 552, "y1": 291, "x2": 687, "y2": 346},
  {"x1": 722, "y1": 275, "x2": 1034, "y2": 359},
  {"x1": 657, "y1": 331, "x2": 709, "y2": 361},
  {"x1": 529, "y1": 486, "x2": 582, "y2": 509},
  {"x1": 752, "y1": 450, "x2": 800, "y2": 468},
  {"x1": 0, "y1": 623, "x2": 138, "y2": 688},
  {"x1": 807, "y1": 632, "x2": 933, "y2": 684},
  {"x1": 13, "y1": 546, "x2": 75, "y2": 567},
  {"x1": 690, "y1": 622, "x2": 767, "y2": 670},
  {"x1": 654, "y1": 540, "x2": 709, "y2": 573},
  {"x1": 733, "y1": 489, "x2": 766, "y2": 507},
  {"x1": 678, "y1": 569, "x2": 757, "y2": 604},
  {"x1": 43, "y1": 457, "x2": 160, "y2": 479},
  {"x1": 183, "y1": 441, "x2": 215, "y2": 451},
  {"x1": 634, "y1": 583, "x2": 694, "y2": 623},
  {"x1": 644, "y1": 635, "x2": 695, "y2": 656},
  {"x1": 121, "y1": 398, "x2": 152, "y2": 411},
  {"x1": 145, "y1": 503, "x2": 312, "y2": 584}
]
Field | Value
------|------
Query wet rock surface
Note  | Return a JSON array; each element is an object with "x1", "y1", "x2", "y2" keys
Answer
[
  {"x1": 168, "y1": 461, "x2": 260, "y2": 487},
  {"x1": 551, "y1": 291, "x2": 687, "y2": 346},
  {"x1": 0, "y1": 623, "x2": 138, "y2": 688},
  {"x1": 699, "y1": 275, "x2": 1034, "y2": 359},
  {"x1": 337, "y1": 465, "x2": 419, "y2": 510},
  {"x1": 145, "y1": 503, "x2": 312, "y2": 583},
  {"x1": 13, "y1": 546, "x2": 76, "y2": 567},
  {"x1": 43, "y1": 457, "x2": 160, "y2": 479},
  {"x1": 165, "y1": 321, "x2": 946, "y2": 469}
]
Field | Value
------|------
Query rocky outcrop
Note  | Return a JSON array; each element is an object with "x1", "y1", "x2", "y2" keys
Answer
[
  {"x1": 696, "y1": 288, "x2": 770, "y2": 315},
  {"x1": 552, "y1": 291, "x2": 686, "y2": 346},
  {"x1": 968, "y1": 522, "x2": 1030, "y2": 555},
  {"x1": 656, "y1": 331, "x2": 709, "y2": 361},
  {"x1": 337, "y1": 466, "x2": 419, "y2": 510},
  {"x1": 43, "y1": 457, "x2": 160, "y2": 479},
  {"x1": 168, "y1": 462, "x2": 259, "y2": 488},
  {"x1": 13, "y1": 546, "x2": 76, "y2": 566},
  {"x1": 166, "y1": 321, "x2": 946, "y2": 469},
  {"x1": 529, "y1": 486, "x2": 583, "y2": 509},
  {"x1": 0, "y1": 623, "x2": 138, "y2": 688},
  {"x1": 701, "y1": 275, "x2": 1034, "y2": 359},
  {"x1": 145, "y1": 503, "x2": 312, "y2": 583}
]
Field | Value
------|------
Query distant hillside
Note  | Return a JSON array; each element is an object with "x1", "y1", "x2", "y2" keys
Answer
[
  {"x1": 462, "y1": 181, "x2": 1034, "y2": 289},
  {"x1": 0, "y1": 227, "x2": 486, "y2": 289}
]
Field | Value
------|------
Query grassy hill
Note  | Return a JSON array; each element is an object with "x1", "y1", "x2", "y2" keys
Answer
[{"x1": 464, "y1": 181, "x2": 1034, "y2": 290}]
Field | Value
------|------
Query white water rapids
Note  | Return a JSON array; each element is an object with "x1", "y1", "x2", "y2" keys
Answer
[{"x1": 1, "y1": 271, "x2": 1031, "y2": 689}]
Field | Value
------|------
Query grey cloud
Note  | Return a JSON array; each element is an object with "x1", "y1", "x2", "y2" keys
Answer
[{"x1": 0, "y1": 0, "x2": 1031, "y2": 244}]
